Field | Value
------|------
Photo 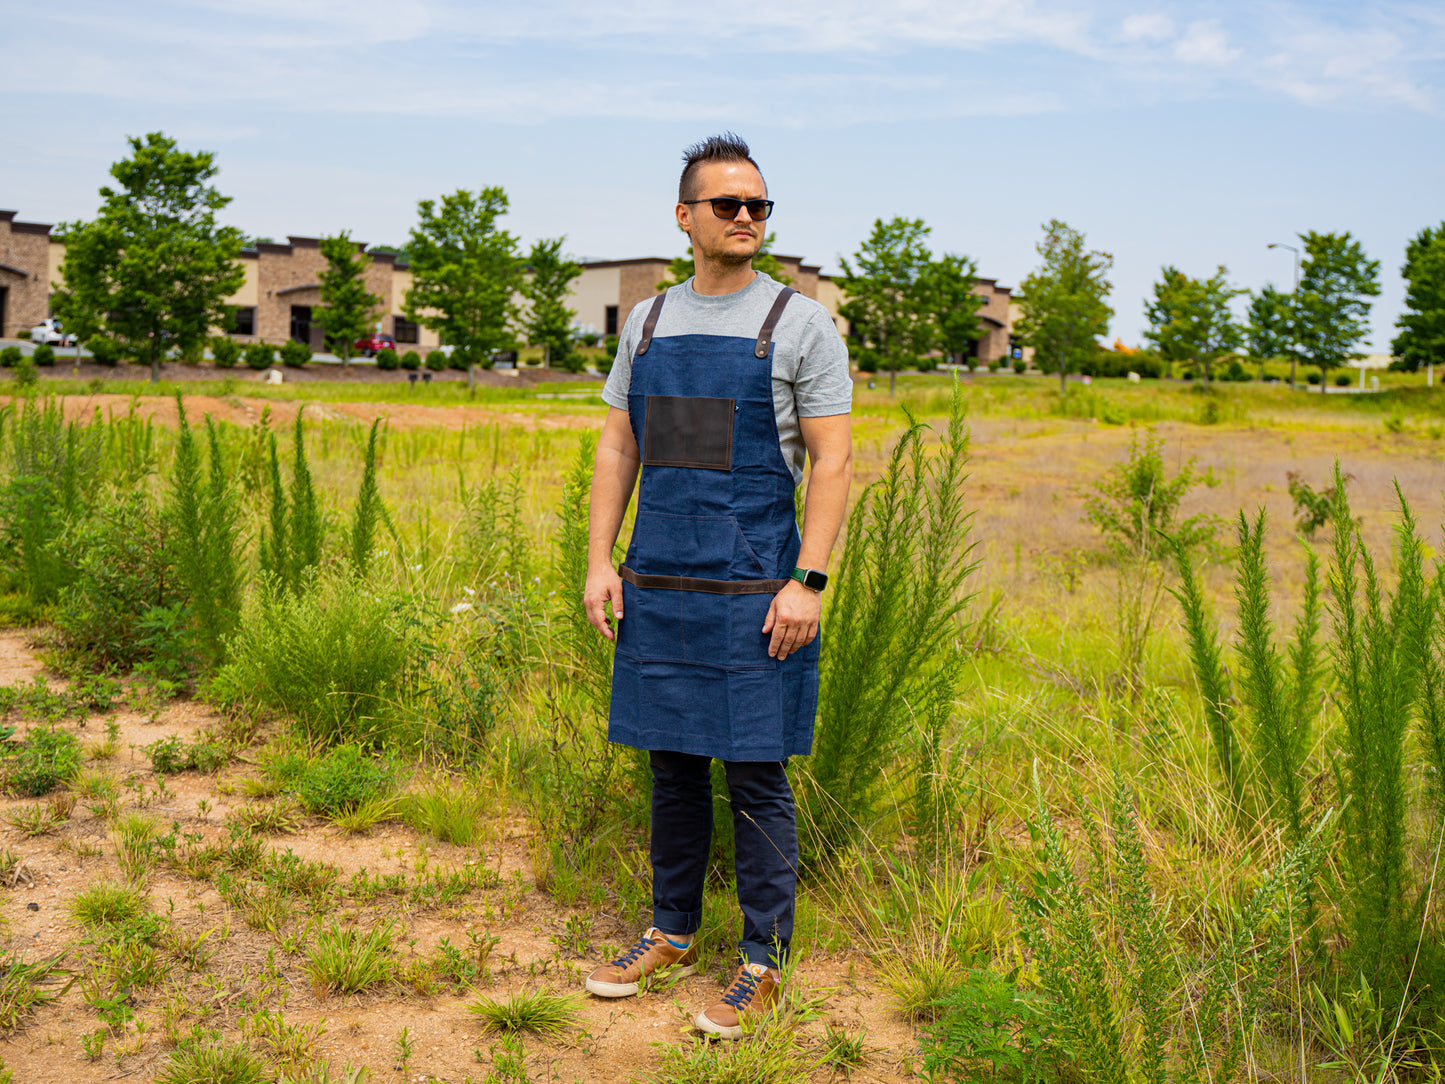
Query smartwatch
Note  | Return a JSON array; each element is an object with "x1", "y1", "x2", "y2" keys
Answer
[{"x1": 790, "y1": 567, "x2": 828, "y2": 592}]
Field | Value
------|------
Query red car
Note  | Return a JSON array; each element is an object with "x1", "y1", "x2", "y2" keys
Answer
[{"x1": 353, "y1": 333, "x2": 396, "y2": 357}]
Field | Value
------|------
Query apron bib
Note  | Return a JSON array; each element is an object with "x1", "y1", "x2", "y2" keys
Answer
[{"x1": 608, "y1": 287, "x2": 820, "y2": 761}]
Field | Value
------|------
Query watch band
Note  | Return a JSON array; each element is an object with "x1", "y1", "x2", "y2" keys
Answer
[{"x1": 790, "y1": 567, "x2": 828, "y2": 592}]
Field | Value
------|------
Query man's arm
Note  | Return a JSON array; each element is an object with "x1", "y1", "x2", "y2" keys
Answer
[
  {"x1": 763, "y1": 412, "x2": 853, "y2": 660},
  {"x1": 584, "y1": 407, "x2": 641, "y2": 641}
]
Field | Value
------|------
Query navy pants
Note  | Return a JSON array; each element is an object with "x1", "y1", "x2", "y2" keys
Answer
[{"x1": 649, "y1": 749, "x2": 797, "y2": 968}]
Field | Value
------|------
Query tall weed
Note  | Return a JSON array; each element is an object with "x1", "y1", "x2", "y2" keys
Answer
[
  {"x1": 800, "y1": 378, "x2": 976, "y2": 860},
  {"x1": 349, "y1": 419, "x2": 385, "y2": 576},
  {"x1": 1015, "y1": 773, "x2": 1320, "y2": 1084},
  {"x1": 1328, "y1": 470, "x2": 1442, "y2": 1026},
  {"x1": 168, "y1": 400, "x2": 244, "y2": 666}
]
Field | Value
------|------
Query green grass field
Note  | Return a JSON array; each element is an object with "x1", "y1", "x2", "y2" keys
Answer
[{"x1": 0, "y1": 372, "x2": 1441, "y2": 1082}]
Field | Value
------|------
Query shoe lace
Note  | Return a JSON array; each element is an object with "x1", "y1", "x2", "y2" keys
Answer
[
  {"x1": 721, "y1": 968, "x2": 760, "y2": 1009},
  {"x1": 608, "y1": 933, "x2": 658, "y2": 969}
]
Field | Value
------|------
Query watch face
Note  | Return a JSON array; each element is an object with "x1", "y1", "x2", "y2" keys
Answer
[{"x1": 798, "y1": 569, "x2": 827, "y2": 591}]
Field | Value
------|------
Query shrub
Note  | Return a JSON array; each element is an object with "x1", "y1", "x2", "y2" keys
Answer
[
  {"x1": 279, "y1": 339, "x2": 311, "y2": 368},
  {"x1": 211, "y1": 570, "x2": 423, "y2": 746},
  {"x1": 31, "y1": 344, "x2": 54, "y2": 367},
  {"x1": 447, "y1": 347, "x2": 469, "y2": 371},
  {"x1": 1224, "y1": 358, "x2": 1249, "y2": 382},
  {"x1": 297, "y1": 744, "x2": 395, "y2": 814},
  {"x1": 424, "y1": 350, "x2": 446, "y2": 372},
  {"x1": 603, "y1": 334, "x2": 618, "y2": 355},
  {"x1": 399, "y1": 350, "x2": 420, "y2": 371},
  {"x1": 7, "y1": 727, "x2": 82, "y2": 796},
  {"x1": 0, "y1": 346, "x2": 19, "y2": 368},
  {"x1": 210, "y1": 336, "x2": 240, "y2": 369},
  {"x1": 244, "y1": 343, "x2": 275, "y2": 370},
  {"x1": 88, "y1": 337, "x2": 124, "y2": 366},
  {"x1": 596, "y1": 355, "x2": 613, "y2": 376},
  {"x1": 581, "y1": 332, "x2": 600, "y2": 347},
  {"x1": 54, "y1": 489, "x2": 177, "y2": 669},
  {"x1": 374, "y1": 347, "x2": 398, "y2": 370},
  {"x1": 1307, "y1": 371, "x2": 1322, "y2": 385},
  {"x1": 1335, "y1": 372, "x2": 1352, "y2": 386},
  {"x1": 145, "y1": 734, "x2": 227, "y2": 775},
  {"x1": 1013, "y1": 357, "x2": 1026, "y2": 374}
]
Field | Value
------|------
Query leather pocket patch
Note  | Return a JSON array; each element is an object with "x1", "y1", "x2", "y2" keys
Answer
[{"x1": 643, "y1": 395, "x2": 734, "y2": 470}]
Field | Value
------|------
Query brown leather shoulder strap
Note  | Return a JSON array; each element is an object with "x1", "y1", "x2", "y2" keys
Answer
[
  {"x1": 754, "y1": 286, "x2": 797, "y2": 358},
  {"x1": 635, "y1": 293, "x2": 668, "y2": 356}
]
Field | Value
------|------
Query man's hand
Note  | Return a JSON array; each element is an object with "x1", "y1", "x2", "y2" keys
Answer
[
  {"x1": 762, "y1": 580, "x2": 821, "y2": 661},
  {"x1": 585, "y1": 567, "x2": 625, "y2": 641}
]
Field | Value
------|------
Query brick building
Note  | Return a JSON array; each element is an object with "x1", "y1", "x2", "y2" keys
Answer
[{"x1": 0, "y1": 211, "x2": 65, "y2": 340}]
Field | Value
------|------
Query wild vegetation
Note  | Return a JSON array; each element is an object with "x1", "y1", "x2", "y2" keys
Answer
[{"x1": 0, "y1": 370, "x2": 1441, "y2": 1082}]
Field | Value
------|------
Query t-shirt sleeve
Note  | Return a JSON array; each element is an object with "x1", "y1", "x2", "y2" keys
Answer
[
  {"x1": 600, "y1": 303, "x2": 647, "y2": 410},
  {"x1": 794, "y1": 308, "x2": 853, "y2": 417}
]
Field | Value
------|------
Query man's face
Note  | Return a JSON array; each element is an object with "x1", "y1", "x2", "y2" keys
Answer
[{"x1": 677, "y1": 161, "x2": 767, "y2": 266}]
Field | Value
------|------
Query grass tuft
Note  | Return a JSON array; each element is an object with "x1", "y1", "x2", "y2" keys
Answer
[
  {"x1": 69, "y1": 881, "x2": 147, "y2": 928},
  {"x1": 467, "y1": 989, "x2": 582, "y2": 1038},
  {"x1": 306, "y1": 922, "x2": 396, "y2": 998}
]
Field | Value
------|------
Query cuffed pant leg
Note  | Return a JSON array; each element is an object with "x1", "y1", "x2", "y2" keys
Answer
[
  {"x1": 649, "y1": 749, "x2": 712, "y2": 936},
  {"x1": 724, "y1": 759, "x2": 797, "y2": 968}
]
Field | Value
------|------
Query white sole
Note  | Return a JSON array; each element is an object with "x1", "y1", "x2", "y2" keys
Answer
[
  {"x1": 585, "y1": 963, "x2": 697, "y2": 998},
  {"x1": 693, "y1": 1011, "x2": 741, "y2": 1040}
]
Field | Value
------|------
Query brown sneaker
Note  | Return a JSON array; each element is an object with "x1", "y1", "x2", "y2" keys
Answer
[
  {"x1": 694, "y1": 961, "x2": 782, "y2": 1039},
  {"x1": 584, "y1": 928, "x2": 700, "y2": 998}
]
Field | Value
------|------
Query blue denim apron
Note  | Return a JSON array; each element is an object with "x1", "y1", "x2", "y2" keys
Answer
[{"x1": 608, "y1": 287, "x2": 820, "y2": 761}]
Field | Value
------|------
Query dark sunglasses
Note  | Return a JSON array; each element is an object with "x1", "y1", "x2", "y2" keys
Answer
[{"x1": 681, "y1": 197, "x2": 775, "y2": 221}]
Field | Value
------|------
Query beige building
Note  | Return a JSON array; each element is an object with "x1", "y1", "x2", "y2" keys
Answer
[{"x1": 5, "y1": 208, "x2": 1018, "y2": 364}]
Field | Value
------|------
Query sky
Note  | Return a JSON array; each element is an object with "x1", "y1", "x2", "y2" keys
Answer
[{"x1": 2, "y1": 0, "x2": 1442, "y2": 349}]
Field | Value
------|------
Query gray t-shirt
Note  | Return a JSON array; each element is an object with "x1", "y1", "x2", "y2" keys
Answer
[{"x1": 602, "y1": 271, "x2": 852, "y2": 484}]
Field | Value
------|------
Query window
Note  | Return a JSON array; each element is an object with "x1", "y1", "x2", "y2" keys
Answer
[
  {"x1": 232, "y1": 306, "x2": 255, "y2": 336},
  {"x1": 605, "y1": 305, "x2": 618, "y2": 336},
  {"x1": 393, "y1": 317, "x2": 419, "y2": 344}
]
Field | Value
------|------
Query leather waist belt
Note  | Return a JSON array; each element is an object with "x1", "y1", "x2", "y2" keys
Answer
[{"x1": 619, "y1": 564, "x2": 787, "y2": 596}]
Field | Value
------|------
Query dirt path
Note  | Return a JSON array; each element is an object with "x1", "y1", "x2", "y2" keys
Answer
[{"x1": 0, "y1": 631, "x2": 921, "y2": 1083}]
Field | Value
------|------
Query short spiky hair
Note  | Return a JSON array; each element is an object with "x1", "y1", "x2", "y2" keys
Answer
[{"x1": 679, "y1": 133, "x2": 764, "y2": 203}]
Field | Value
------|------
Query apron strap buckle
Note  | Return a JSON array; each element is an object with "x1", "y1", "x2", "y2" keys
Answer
[{"x1": 754, "y1": 287, "x2": 797, "y2": 358}]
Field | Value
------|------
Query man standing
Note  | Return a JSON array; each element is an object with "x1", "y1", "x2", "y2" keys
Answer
[{"x1": 581, "y1": 133, "x2": 853, "y2": 1038}]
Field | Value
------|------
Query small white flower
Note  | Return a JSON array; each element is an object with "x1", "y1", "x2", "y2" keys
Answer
[
  {"x1": 463, "y1": 586, "x2": 476, "y2": 596},
  {"x1": 451, "y1": 602, "x2": 473, "y2": 614},
  {"x1": 412, "y1": 564, "x2": 422, "y2": 572}
]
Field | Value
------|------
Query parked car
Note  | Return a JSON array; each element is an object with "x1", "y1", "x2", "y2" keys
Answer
[
  {"x1": 29, "y1": 319, "x2": 75, "y2": 347},
  {"x1": 353, "y1": 333, "x2": 396, "y2": 357}
]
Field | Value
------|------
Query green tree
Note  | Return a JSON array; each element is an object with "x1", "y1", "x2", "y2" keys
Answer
[
  {"x1": 1293, "y1": 230, "x2": 1381, "y2": 379},
  {"x1": 1245, "y1": 285, "x2": 1295, "y2": 380},
  {"x1": 838, "y1": 217, "x2": 937, "y2": 396},
  {"x1": 1142, "y1": 266, "x2": 1243, "y2": 386},
  {"x1": 1142, "y1": 266, "x2": 1192, "y2": 377},
  {"x1": 519, "y1": 238, "x2": 581, "y2": 372},
  {"x1": 923, "y1": 252, "x2": 984, "y2": 366},
  {"x1": 1391, "y1": 222, "x2": 1445, "y2": 376},
  {"x1": 1015, "y1": 219, "x2": 1113, "y2": 395},
  {"x1": 404, "y1": 188, "x2": 522, "y2": 387},
  {"x1": 655, "y1": 232, "x2": 793, "y2": 291},
  {"x1": 52, "y1": 132, "x2": 245, "y2": 384},
  {"x1": 314, "y1": 233, "x2": 380, "y2": 365}
]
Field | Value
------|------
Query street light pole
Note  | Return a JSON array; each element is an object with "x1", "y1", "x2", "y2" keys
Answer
[{"x1": 1268, "y1": 242, "x2": 1301, "y2": 390}]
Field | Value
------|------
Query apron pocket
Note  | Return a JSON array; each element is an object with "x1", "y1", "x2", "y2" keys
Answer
[
  {"x1": 615, "y1": 579, "x2": 685, "y2": 663},
  {"x1": 682, "y1": 590, "x2": 777, "y2": 669},
  {"x1": 630, "y1": 512, "x2": 768, "y2": 582},
  {"x1": 643, "y1": 395, "x2": 735, "y2": 470},
  {"x1": 636, "y1": 661, "x2": 735, "y2": 753}
]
